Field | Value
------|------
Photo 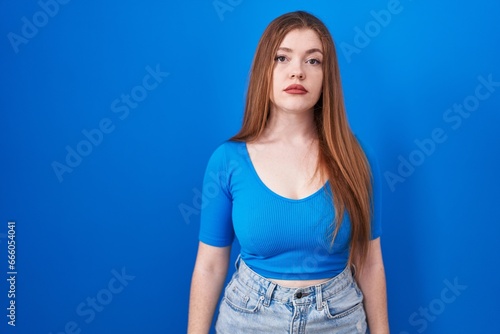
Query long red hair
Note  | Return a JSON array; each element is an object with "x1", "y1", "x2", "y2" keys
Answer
[{"x1": 231, "y1": 11, "x2": 374, "y2": 269}]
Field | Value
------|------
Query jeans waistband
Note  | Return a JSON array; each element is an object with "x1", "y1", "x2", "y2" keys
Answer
[{"x1": 233, "y1": 255, "x2": 355, "y2": 308}]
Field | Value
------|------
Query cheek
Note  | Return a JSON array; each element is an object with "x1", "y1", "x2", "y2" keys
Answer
[
  {"x1": 270, "y1": 80, "x2": 279, "y2": 104},
  {"x1": 312, "y1": 73, "x2": 324, "y2": 94},
  {"x1": 271, "y1": 72, "x2": 282, "y2": 100}
]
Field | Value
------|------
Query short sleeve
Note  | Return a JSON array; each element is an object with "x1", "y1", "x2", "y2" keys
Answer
[
  {"x1": 198, "y1": 144, "x2": 235, "y2": 247},
  {"x1": 358, "y1": 139, "x2": 383, "y2": 239}
]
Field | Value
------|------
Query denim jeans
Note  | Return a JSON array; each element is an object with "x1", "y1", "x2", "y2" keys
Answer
[{"x1": 215, "y1": 257, "x2": 367, "y2": 333}]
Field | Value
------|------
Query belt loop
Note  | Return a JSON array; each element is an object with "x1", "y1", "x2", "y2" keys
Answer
[
  {"x1": 234, "y1": 254, "x2": 241, "y2": 270},
  {"x1": 263, "y1": 282, "x2": 277, "y2": 307},
  {"x1": 315, "y1": 285, "x2": 323, "y2": 311},
  {"x1": 351, "y1": 263, "x2": 357, "y2": 278}
]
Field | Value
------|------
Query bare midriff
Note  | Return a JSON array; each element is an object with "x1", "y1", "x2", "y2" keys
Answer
[{"x1": 270, "y1": 277, "x2": 332, "y2": 288}]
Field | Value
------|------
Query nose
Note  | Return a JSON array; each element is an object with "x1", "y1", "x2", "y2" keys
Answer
[
  {"x1": 289, "y1": 62, "x2": 305, "y2": 80},
  {"x1": 290, "y1": 72, "x2": 304, "y2": 79}
]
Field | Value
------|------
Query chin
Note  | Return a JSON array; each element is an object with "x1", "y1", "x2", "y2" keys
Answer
[
  {"x1": 272, "y1": 98, "x2": 317, "y2": 114},
  {"x1": 282, "y1": 104, "x2": 316, "y2": 114}
]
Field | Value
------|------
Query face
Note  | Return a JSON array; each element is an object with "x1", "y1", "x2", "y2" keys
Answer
[{"x1": 270, "y1": 28, "x2": 324, "y2": 115}]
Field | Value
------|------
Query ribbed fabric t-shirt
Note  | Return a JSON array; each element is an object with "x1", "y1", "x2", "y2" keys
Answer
[{"x1": 198, "y1": 140, "x2": 382, "y2": 280}]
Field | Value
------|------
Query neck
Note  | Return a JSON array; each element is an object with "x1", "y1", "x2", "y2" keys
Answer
[{"x1": 262, "y1": 106, "x2": 318, "y2": 144}]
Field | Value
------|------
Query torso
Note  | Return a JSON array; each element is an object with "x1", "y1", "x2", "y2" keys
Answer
[{"x1": 246, "y1": 138, "x2": 332, "y2": 288}]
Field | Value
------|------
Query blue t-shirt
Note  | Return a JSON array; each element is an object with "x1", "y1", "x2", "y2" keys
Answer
[{"x1": 199, "y1": 140, "x2": 382, "y2": 280}]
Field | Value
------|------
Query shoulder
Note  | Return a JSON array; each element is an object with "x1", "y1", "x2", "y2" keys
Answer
[
  {"x1": 203, "y1": 140, "x2": 248, "y2": 194},
  {"x1": 208, "y1": 140, "x2": 247, "y2": 162},
  {"x1": 205, "y1": 140, "x2": 248, "y2": 175}
]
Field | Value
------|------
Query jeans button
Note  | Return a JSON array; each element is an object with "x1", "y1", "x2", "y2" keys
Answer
[{"x1": 295, "y1": 292, "x2": 302, "y2": 299}]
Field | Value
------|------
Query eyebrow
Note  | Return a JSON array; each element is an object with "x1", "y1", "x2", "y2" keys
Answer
[{"x1": 277, "y1": 47, "x2": 323, "y2": 55}]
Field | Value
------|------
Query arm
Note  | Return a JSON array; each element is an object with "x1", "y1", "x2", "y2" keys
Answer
[
  {"x1": 355, "y1": 237, "x2": 389, "y2": 334},
  {"x1": 188, "y1": 241, "x2": 231, "y2": 334}
]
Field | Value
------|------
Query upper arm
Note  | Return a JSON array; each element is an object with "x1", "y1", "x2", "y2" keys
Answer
[
  {"x1": 363, "y1": 237, "x2": 384, "y2": 268},
  {"x1": 193, "y1": 241, "x2": 232, "y2": 275},
  {"x1": 199, "y1": 144, "x2": 235, "y2": 247},
  {"x1": 370, "y1": 152, "x2": 383, "y2": 240},
  {"x1": 356, "y1": 137, "x2": 383, "y2": 240}
]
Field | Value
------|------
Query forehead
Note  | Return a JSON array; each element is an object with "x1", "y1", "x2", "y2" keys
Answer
[{"x1": 278, "y1": 29, "x2": 323, "y2": 51}]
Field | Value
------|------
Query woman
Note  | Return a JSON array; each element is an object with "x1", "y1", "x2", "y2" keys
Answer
[{"x1": 188, "y1": 11, "x2": 389, "y2": 334}]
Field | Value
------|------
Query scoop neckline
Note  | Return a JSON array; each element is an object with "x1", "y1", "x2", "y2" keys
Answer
[{"x1": 242, "y1": 142, "x2": 328, "y2": 203}]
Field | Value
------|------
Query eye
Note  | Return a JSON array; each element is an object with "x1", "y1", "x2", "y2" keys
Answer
[
  {"x1": 307, "y1": 58, "x2": 322, "y2": 65},
  {"x1": 274, "y1": 55, "x2": 287, "y2": 62}
]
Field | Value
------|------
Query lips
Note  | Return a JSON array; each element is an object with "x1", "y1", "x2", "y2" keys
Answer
[{"x1": 284, "y1": 84, "x2": 308, "y2": 94}]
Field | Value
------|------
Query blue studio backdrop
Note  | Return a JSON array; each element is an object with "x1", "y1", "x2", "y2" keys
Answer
[{"x1": 1, "y1": 1, "x2": 499, "y2": 333}]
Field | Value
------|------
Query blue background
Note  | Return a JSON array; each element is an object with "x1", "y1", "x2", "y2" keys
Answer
[{"x1": 1, "y1": 0, "x2": 499, "y2": 333}]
